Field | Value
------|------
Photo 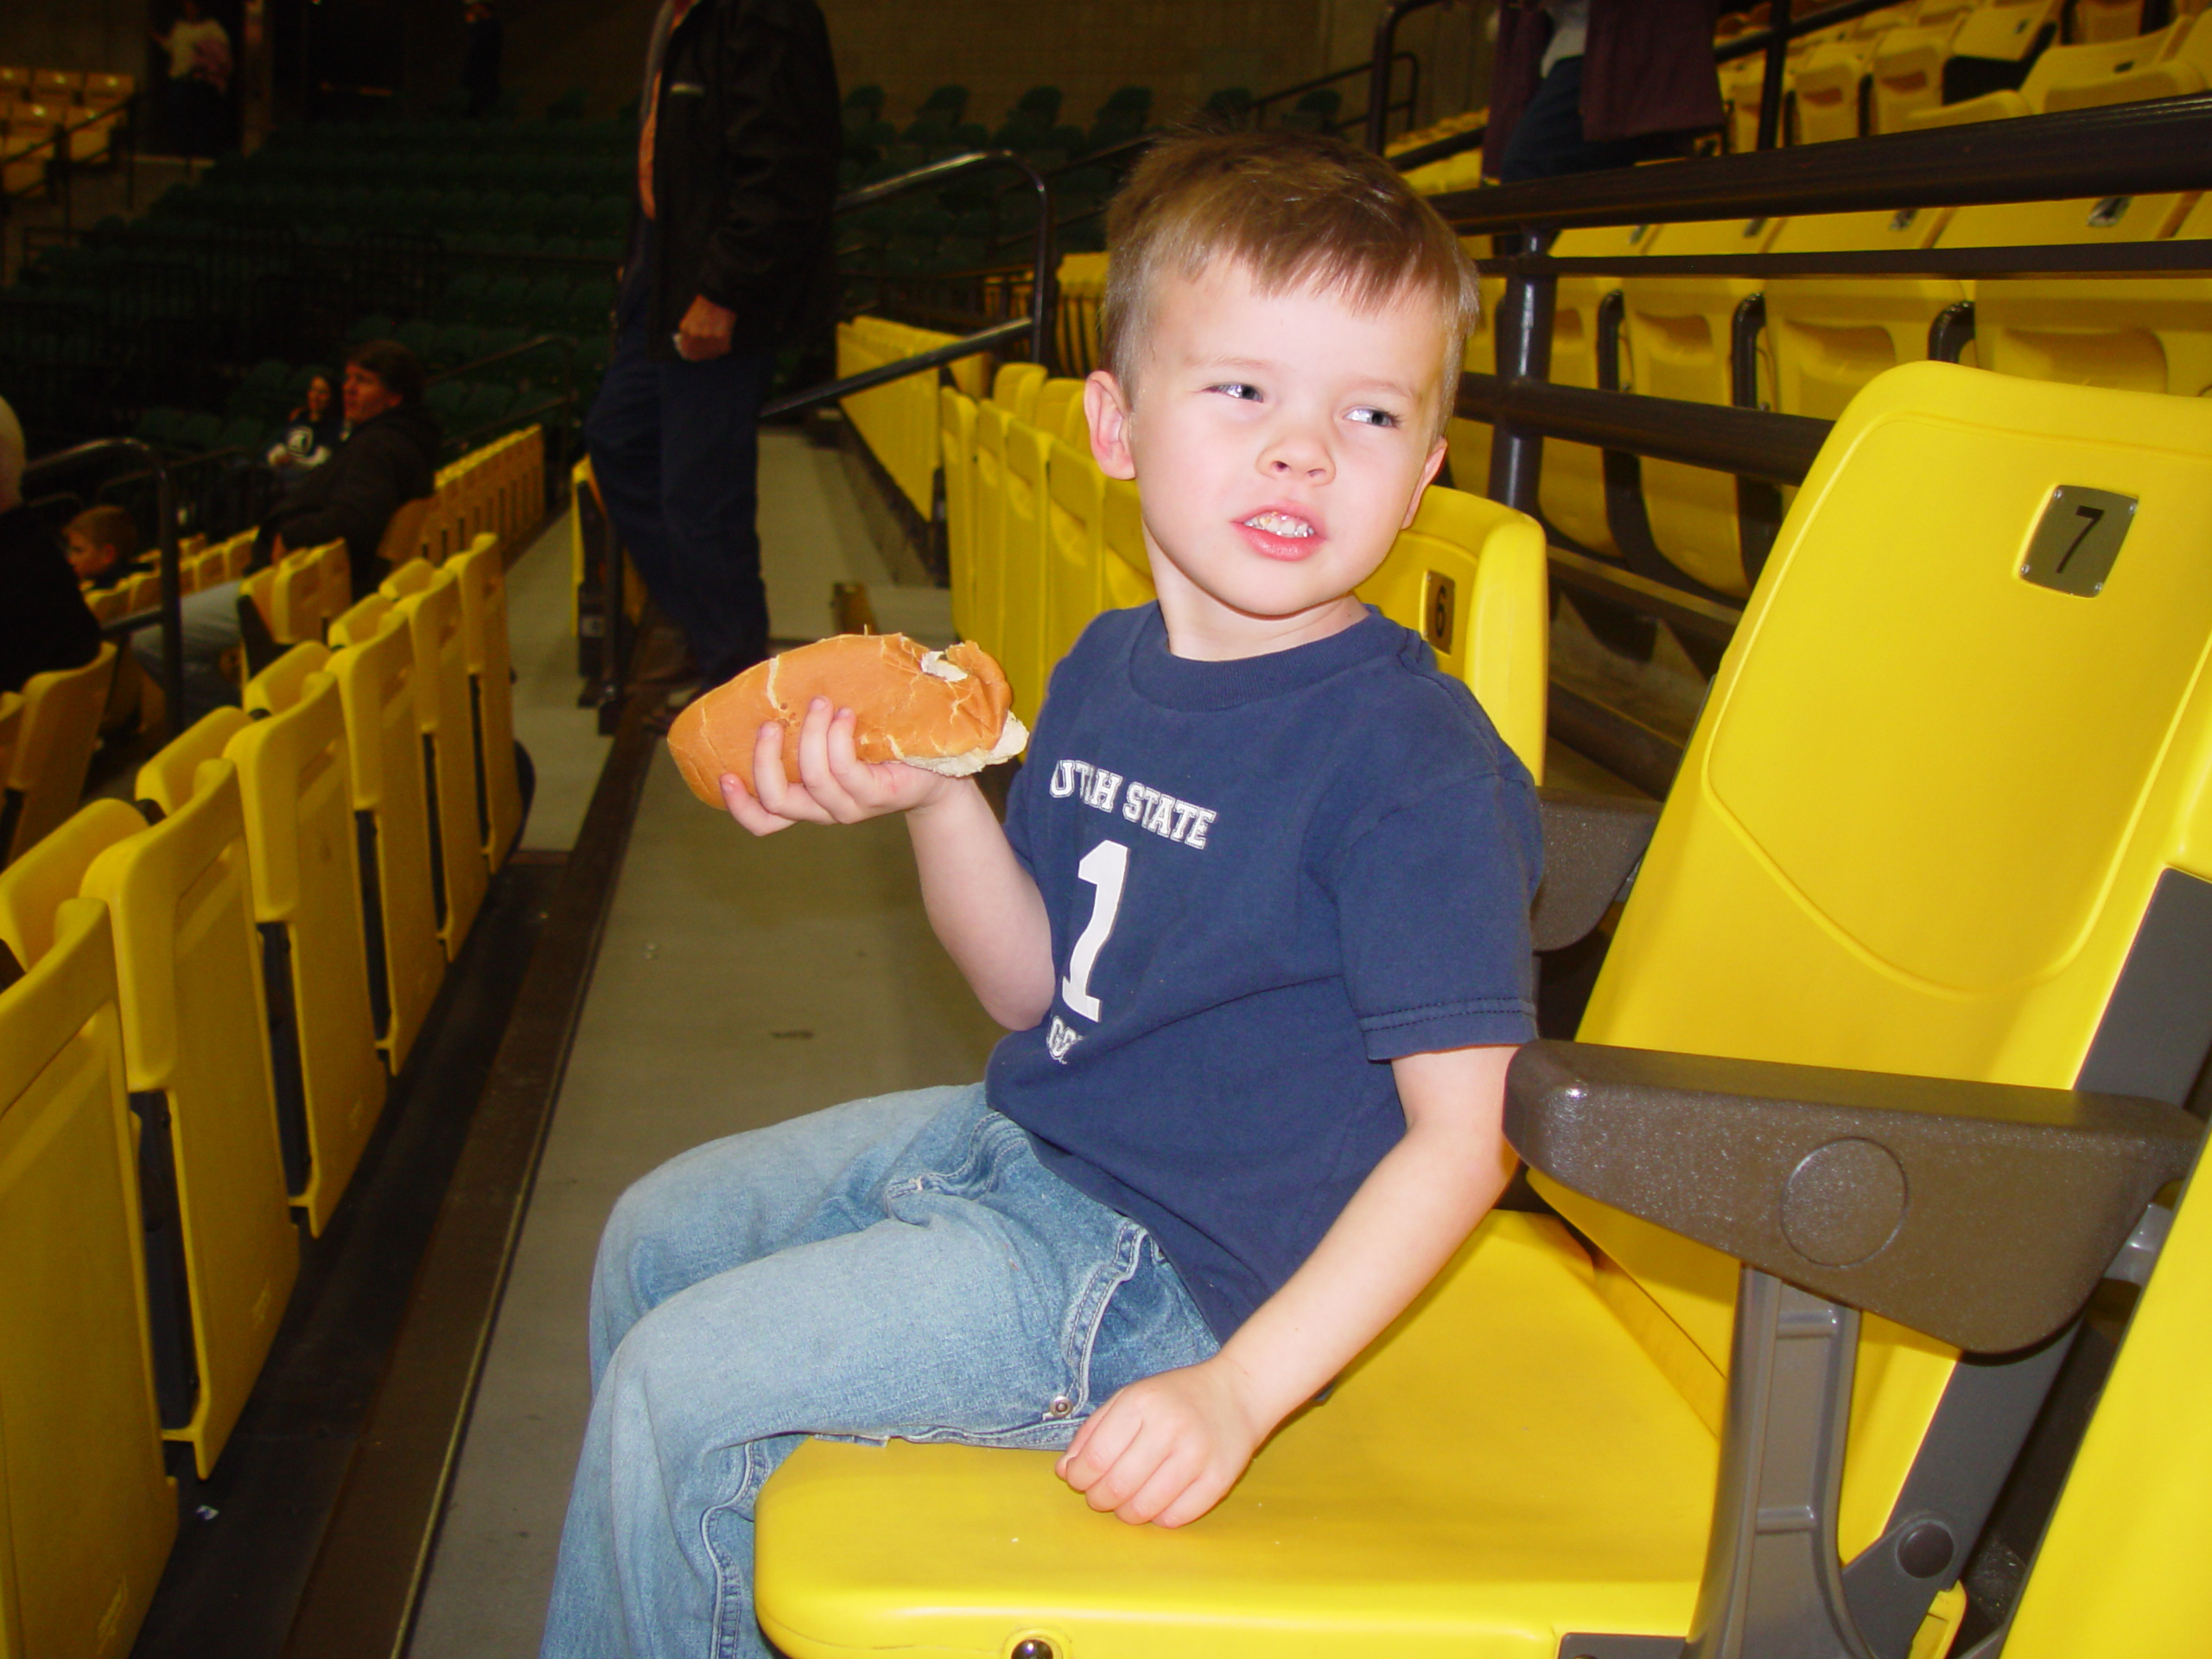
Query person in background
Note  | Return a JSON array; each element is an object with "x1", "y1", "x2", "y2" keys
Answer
[
  {"x1": 585, "y1": 0, "x2": 841, "y2": 723},
  {"x1": 0, "y1": 397, "x2": 103, "y2": 697},
  {"x1": 462, "y1": 0, "x2": 505, "y2": 118},
  {"x1": 135, "y1": 340, "x2": 442, "y2": 719},
  {"x1": 65, "y1": 505, "x2": 143, "y2": 589},
  {"x1": 267, "y1": 369, "x2": 347, "y2": 487},
  {"x1": 1484, "y1": 0, "x2": 1724, "y2": 183},
  {"x1": 152, "y1": 0, "x2": 233, "y2": 157}
]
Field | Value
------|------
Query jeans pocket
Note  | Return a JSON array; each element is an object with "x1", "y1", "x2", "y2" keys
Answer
[{"x1": 1082, "y1": 1234, "x2": 1220, "y2": 1408}]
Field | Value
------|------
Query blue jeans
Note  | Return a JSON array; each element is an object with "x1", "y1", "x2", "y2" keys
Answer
[
  {"x1": 131, "y1": 578, "x2": 243, "y2": 721},
  {"x1": 584, "y1": 318, "x2": 775, "y2": 688},
  {"x1": 538, "y1": 1084, "x2": 1219, "y2": 1659}
]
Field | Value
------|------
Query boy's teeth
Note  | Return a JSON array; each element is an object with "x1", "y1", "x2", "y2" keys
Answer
[{"x1": 1244, "y1": 512, "x2": 1314, "y2": 538}]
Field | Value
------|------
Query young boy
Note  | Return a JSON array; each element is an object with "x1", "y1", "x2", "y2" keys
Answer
[
  {"x1": 540, "y1": 129, "x2": 1541, "y2": 1658},
  {"x1": 65, "y1": 505, "x2": 141, "y2": 588}
]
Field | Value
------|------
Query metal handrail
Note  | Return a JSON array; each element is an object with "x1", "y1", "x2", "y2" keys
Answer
[
  {"x1": 426, "y1": 333, "x2": 581, "y2": 390},
  {"x1": 1367, "y1": 0, "x2": 1454, "y2": 152},
  {"x1": 1433, "y1": 92, "x2": 2212, "y2": 232},
  {"x1": 25, "y1": 436, "x2": 183, "y2": 720}
]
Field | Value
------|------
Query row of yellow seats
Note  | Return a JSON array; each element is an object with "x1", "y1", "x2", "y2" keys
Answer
[
  {"x1": 0, "y1": 535, "x2": 524, "y2": 1658},
  {"x1": 1452, "y1": 188, "x2": 2212, "y2": 598},
  {"x1": 939, "y1": 359, "x2": 1551, "y2": 781},
  {"x1": 757, "y1": 361, "x2": 2212, "y2": 1659},
  {"x1": 836, "y1": 315, "x2": 989, "y2": 521}
]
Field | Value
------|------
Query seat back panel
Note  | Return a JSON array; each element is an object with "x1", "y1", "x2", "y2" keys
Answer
[
  {"x1": 453, "y1": 537, "x2": 524, "y2": 867},
  {"x1": 1043, "y1": 438, "x2": 1103, "y2": 677},
  {"x1": 399, "y1": 570, "x2": 488, "y2": 957}
]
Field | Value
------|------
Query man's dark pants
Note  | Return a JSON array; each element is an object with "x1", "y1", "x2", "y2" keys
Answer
[{"x1": 585, "y1": 311, "x2": 776, "y2": 688}]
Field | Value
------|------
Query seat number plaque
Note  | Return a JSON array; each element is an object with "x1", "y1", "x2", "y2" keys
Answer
[{"x1": 2020, "y1": 485, "x2": 2136, "y2": 598}]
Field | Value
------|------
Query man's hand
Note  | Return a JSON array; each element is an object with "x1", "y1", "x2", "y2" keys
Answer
[
  {"x1": 720, "y1": 696, "x2": 953, "y2": 834},
  {"x1": 1053, "y1": 1357, "x2": 1267, "y2": 1528},
  {"x1": 675, "y1": 295, "x2": 736, "y2": 361}
]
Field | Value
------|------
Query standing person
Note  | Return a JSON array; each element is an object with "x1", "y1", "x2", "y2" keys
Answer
[
  {"x1": 152, "y1": 0, "x2": 233, "y2": 157},
  {"x1": 1484, "y1": 0, "x2": 1724, "y2": 182},
  {"x1": 461, "y1": 0, "x2": 505, "y2": 118},
  {"x1": 584, "y1": 0, "x2": 842, "y2": 716}
]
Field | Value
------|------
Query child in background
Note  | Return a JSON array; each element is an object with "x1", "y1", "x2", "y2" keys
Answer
[
  {"x1": 541, "y1": 128, "x2": 1541, "y2": 1659},
  {"x1": 65, "y1": 505, "x2": 142, "y2": 589}
]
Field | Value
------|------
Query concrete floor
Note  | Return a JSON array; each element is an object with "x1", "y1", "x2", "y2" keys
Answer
[{"x1": 408, "y1": 425, "x2": 1001, "y2": 1658}]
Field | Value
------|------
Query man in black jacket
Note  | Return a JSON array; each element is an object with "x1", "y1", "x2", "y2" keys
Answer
[
  {"x1": 586, "y1": 0, "x2": 840, "y2": 702},
  {"x1": 138, "y1": 340, "x2": 441, "y2": 717},
  {"x1": 0, "y1": 396, "x2": 104, "y2": 697}
]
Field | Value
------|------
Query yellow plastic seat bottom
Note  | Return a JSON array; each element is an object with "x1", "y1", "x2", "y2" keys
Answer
[{"x1": 757, "y1": 1213, "x2": 1717, "y2": 1659}]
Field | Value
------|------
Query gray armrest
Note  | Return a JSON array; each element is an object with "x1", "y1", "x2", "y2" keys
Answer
[
  {"x1": 1504, "y1": 1040, "x2": 2202, "y2": 1352},
  {"x1": 1531, "y1": 789, "x2": 1660, "y2": 952}
]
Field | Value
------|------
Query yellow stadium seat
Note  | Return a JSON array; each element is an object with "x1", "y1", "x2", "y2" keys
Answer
[
  {"x1": 321, "y1": 606, "x2": 444, "y2": 1073},
  {"x1": 2048, "y1": 9, "x2": 2212, "y2": 106},
  {"x1": 755, "y1": 359, "x2": 2208, "y2": 1659},
  {"x1": 3, "y1": 643, "x2": 117, "y2": 866},
  {"x1": 1869, "y1": 11, "x2": 1972, "y2": 130},
  {"x1": 1536, "y1": 222, "x2": 1658, "y2": 556},
  {"x1": 1620, "y1": 216, "x2": 1788, "y2": 595},
  {"x1": 122, "y1": 569, "x2": 160, "y2": 613},
  {"x1": 0, "y1": 691, "x2": 18, "y2": 785},
  {"x1": 243, "y1": 640, "x2": 327, "y2": 717},
  {"x1": 222, "y1": 533, "x2": 253, "y2": 582},
  {"x1": 965, "y1": 402, "x2": 1014, "y2": 663},
  {"x1": 1031, "y1": 378, "x2": 1085, "y2": 449},
  {"x1": 1042, "y1": 437, "x2": 1105, "y2": 676},
  {"x1": 2070, "y1": 0, "x2": 2156, "y2": 41},
  {"x1": 382, "y1": 556, "x2": 436, "y2": 600},
  {"x1": 86, "y1": 585, "x2": 130, "y2": 625},
  {"x1": 32, "y1": 69, "x2": 80, "y2": 95},
  {"x1": 0, "y1": 896, "x2": 176, "y2": 1659},
  {"x1": 376, "y1": 493, "x2": 435, "y2": 579},
  {"x1": 1098, "y1": 476, "x2": 1154, "y2": 613},
  {"x1": 1940, "y1": 191, "x2": 2206, "y2": 396},
  {"x1": 391, "y1": 568, "x2": 489, "y2": 959},
  {"x1": 1908, "y1": 16, "x2": 2190, "y2": 124},
  {"x1": 226, "y1": 674, "x2": 388, "y2": 1234},
  {"x1": 996, "y1": 420, "x2": 1053, "y2": 729},
  {"x1": 136, "y1": 709, "x2": 253, "y2": 817},
  {"x1": 1791, "y1": 35, "x2": 1880, "y2": 142},
  {"x1": 1764, "y1": 207, "x2": 1964, "y2": 422},
  {"x1": 1354, "y1": 485, "x2": 1548, "y2": 780},
  {"x1": 451, "y1": 533, "x2": 526, "y2": 868},
  {"x1": 3, "y1": 776, "x2": 300, "y2": 1480},
  {"x1": 993, "y1": 361, "x2": 1047, "y2": 424},
  {"x1": 942, "y1": 388, "x2": 983, "y2": 647}
]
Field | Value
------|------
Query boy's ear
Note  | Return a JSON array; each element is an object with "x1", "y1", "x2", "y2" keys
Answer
[
  {"x1": 1084, "y1": 371, "x2": 1138, "y2": 481},
  {"x1": 1402, "y1": 435, "x2": 1451, "y2": 530}
]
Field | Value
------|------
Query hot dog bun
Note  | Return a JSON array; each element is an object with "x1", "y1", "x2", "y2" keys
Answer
[{"x1": 666, "y1": 632, "x2": 1028, "y2": 806}]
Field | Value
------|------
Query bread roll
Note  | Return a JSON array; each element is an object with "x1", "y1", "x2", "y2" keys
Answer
[{"x1": 667, "y1": 633, "x2": 1028, "y2": 806}]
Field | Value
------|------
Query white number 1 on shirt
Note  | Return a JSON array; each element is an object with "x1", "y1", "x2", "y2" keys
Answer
[{"x1": 1059, "y1": 840, "x2": 1128, "y2": 1022}]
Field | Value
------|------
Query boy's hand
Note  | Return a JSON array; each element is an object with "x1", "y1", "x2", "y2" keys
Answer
[
  {"x1": 719, "y1": 696, "x2": 953, "y2": 835},
  {"x1": 1053, "y1": 1357, "x2": 1266, "y2": 1527}
]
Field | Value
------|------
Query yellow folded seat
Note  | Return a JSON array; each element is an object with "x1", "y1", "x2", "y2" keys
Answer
[
  {"x1": 386, "y1": 565, "x2": 489, "y2": 957},
  {"x1": 0, "y1": 897, "x2": 176, "y2": 1659},
  {"x1": 997, "y1": 418, "x2": 1052, "y2": 728},
  {"x1": 1042, "y1": 435, "x2": 1104, "y2": 676},
  {"x1": 1097, "y1": 476, "x2": 1152, "y2": 614},
  {"x1": 3, "y1": 642, "x2": 117, "y2": 865},
  {"x1": 941, "y1": 387, "x2": 982, "y2": 645},
  {"x1": 1529, "y1": 222, "x2": 1657, "y2": 561},
  {"x1": 451, "y1": 533, "x2": 526, "y2": 868},
  {"x1": 756, "y1": 363, "x2": 2212, "y2": 1659},
  {"x1": 964, "y1": 400, "x2": 1014, "y2": 663}
]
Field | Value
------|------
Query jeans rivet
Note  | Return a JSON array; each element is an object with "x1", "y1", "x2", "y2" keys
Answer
[{"x1": 1046, "y1": 1395, "x2": 1072, "y2": 1418}]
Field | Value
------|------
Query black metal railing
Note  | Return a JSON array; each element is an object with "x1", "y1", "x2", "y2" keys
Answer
[
  {"x1": 24, "y1": 436, "x2": 185, "y2": 720},
  {"x1": 1367, "y1": 0, "x2": 1454, "y2": 153}
]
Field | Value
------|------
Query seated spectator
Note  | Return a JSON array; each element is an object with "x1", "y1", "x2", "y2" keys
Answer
[
  {"x1": 66, "y1": 505, "x2": 143, "y2": 589},
  {"x1": 266, "y1": 369, "x2": 347, "y2": 489},
  {"x1": 0, "y1": 397, "x2": 103, "y2": 696},
  {"x1": 134, "y1": 340, "x2": 442, "y2": 719}
]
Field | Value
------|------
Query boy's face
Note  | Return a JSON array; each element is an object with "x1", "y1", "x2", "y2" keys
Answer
[
  {"x1": 67, "y1": 530, "x2": 117, "y2": 580},
  {"x1": 1085, "y1": 257, "x2": 1450, "y2": 659}
]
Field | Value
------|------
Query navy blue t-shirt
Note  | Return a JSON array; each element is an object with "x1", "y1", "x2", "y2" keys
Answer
[{"x1": 988, "y1": 603, "x2": 1541, "y2": 1339}]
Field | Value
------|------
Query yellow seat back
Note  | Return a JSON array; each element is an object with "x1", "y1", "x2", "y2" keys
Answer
[
  {"x1": 2036, "y1": 19, "x2": 2199, "y2": 111},
  {"x1": 967, "y1": 403, "x2": 1014, "y2": 662},
  {"x1": 1098, "y1": 476, "x2": 1154, "y2": 613},
  {"x1": 1042, "y1": 437, "x2": 1104, "y2": 676},
  {"x1": 1765, "y1": 207, "x2": 1963, "y2": 422},
  {"x1": 451, "y1": 534, "x2": 525, "y2": 868},
  {"x1": 78, "y1": 765, "x2": 300, "y2": 1478},
  {"x1": 942, "y1": 388, "x2": 982, "y2": 645},
  {"x1": 996, "y1": 421, "x2": 1052, "y2": 728},
  {"x1": 135, "y1": 709, "x2": 254, "y2": 818},
  {"x1": 0, "y1": 691, "x2": 18, "y2": 790},
  {"x1": 0, "y1": 897, "x2": 176, "y2": 1659},
  {"x1": 1354, "y1": 485, "x2": 1548, "y2": 780},
  {"x1": 226, "y1": 673, "x2": 387, "y2": 1235},
  {"x1": 393, "y1": 569, "x2": 488, "y2": 958},
  {"x1": 1869, "y1": 15, "x2": 1970, "y2": 130},
  {"x1": 1571, "y1": 360, "x2": 2212, "y2": 1560},
  {"x1": 1621, "y1": 217, "x2": 1788, "y2": 595},
  {"x1": 1537, "y1": 222, "x2": 1657, "y2": 556},
  {"x1": 5, "y1": 643, "x2": 117, "y2": 865},
  {"x1": 382, "y1": 556, "x2": 436, "y2": 600},
  {"x1": 245, "y1": 641, "x2": 334, "y2": 715},
  {"x1": 1942, "y1": 191, "x2": 2209, "y2": 397},
  {"x1": 325, "y1": 604, "x2": 442, "y2": 1072},
  {"x1": 1791, "y1": 36, "x2": 1879, "y2": 143},
  {"x1": 376, "y1": 494, "x2": 434, "y2": 575},
  {"x1": 122, "y1": 570, "x2": 160, "y2": 613},
  {"x1": 1030, "y1": 377, "x2": 1085, "y2": 448},
  {"x1": 992, "y1": 360, "x2": 1046, "y2": 422}
]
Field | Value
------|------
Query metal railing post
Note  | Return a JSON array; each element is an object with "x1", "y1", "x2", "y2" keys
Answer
[
  {"x1": 1758, "y1": 0, "x2": 1795, "y2": 150},
  {"x1": 1486, "y1": 231, "x2": 1557, "y2": 513},
  {"x1": 1366, "y1": 0, "x2": 1450, "y2": 153}
]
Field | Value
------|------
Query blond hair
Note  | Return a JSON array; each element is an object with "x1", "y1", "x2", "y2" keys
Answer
[{"x1": 1100, "y1": 129, "x2": 1479, "y2": 437}]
